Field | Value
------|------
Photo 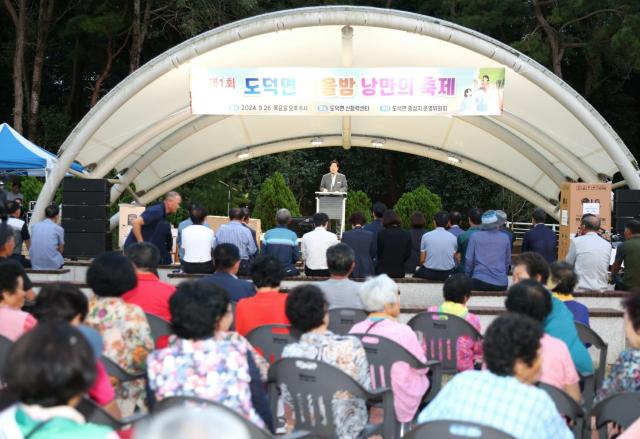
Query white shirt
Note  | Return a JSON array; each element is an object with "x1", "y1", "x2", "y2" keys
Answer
[
  {"x1": 181, "y1": 224, "x2": 216, "y2": 263},
  {"x1": 301, "y1": 226, "x2": 339, "y2": 270},
  {"x1": 566, "y1": 231, "x2": 611, "y2": 291}
]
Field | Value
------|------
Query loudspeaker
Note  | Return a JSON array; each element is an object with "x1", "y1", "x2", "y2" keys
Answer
[
  {"x1": 614, "y1": 203, "x2": 640, "y2": 218},
  {"x1": 289, "y1": 217, "x2": 314, "y2": 238},
  {"x1": 62, "y1": 191, "x2": 109, "y2": 206},
  {"x1": 61, "y1": 205, "x2": 109, "y2": 220},
  {"x1": 615, "y1": 190, "x2": 640, "y2": 203},
  {"x1": 64, "y1": 233, "x2": 111, "y2": 257},
  {"x1": 62, "y1": 178, "x2": 108, "y2": 193},
  {"x1": 61, "y1": 219, "x2": 109, "y2": 233}
]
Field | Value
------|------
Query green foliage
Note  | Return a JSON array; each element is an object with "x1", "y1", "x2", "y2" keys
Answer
[
  {"x1": 394, "y1": 185, "x2": 442, "y2": 230},
  {"x1": 253, "y1": 171, "x2": 300, "y2": 230},
  {"x1": 17, "y1": 177, "x2": 44, "y2": 206},
  {"x1": 345, "y1": 190, "x2": 372, "y2": 230}
]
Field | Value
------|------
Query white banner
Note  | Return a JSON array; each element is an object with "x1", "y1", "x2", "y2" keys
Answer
[{"x1": 190, "y1": 67, "x2": 505, "y2": 116}]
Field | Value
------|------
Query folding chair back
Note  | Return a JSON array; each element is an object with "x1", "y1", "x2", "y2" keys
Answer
[
  {"x1": 537, "y1": 382, "x2": 585, "y2": 438},
  {"x1": 328, "y1": 308, "x2": 368, "y2": 335},
  {"x1": 146, "y1": 312, "x2": 174, "y2": 346},
  {"x1": 590, "y1": 392, "x2": 640, "y2": 439},
  {"x1": 0, "y1": 335, "x2": 13, "y2": 379},
  {"x1": 574, "y1": 322, "x2": 607, "y2": 389},
  {"x1": 246, "y1": 324, "x2": 299, "y2": 364},
  {"x1": 403, "y1": 420, "x2": 515, "y2": 438}
]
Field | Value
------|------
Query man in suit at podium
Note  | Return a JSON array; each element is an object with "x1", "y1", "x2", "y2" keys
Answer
[{"x1": 320, "y1": 160, "x2": 348, "y2": 193}]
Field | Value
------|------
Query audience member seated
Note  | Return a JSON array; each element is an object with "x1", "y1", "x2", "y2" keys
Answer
[
  {"x1": 376, "y1": 210, "x2": 411, "y2": 279},
  {"x1": 262, "y1": 208, "x2": 300, "y2": 277},
  {"x1": 447, "y1": 211, "x2": 463, "y2": 238},
  {"x1": 350, "y1": 275, "x2": 430, "y2": 423},
  {"x1": 85, "y1": 252, "x2": 154, "y2": 416},
  {"x1": 301, "y1": 212, "x2": 338, "y2": 277},
  {"x1": 134, "y1": 406, "x2": 250, "y2": 439},
  {"x1": 318, "y1": 243, "x2": 364, "y2": 309},
  {"x1": 6, "y1": 201, "x2": 30, "y2": 268},
  {"x1": 283, "y1": 284, "x2": 371, "y2": 439},
  {"x1": 0, "y1": 322, "x2": 117, "y2": 438},
  {"x1": 596, "y1": 292, "x2": 640, "y2": 401},
  {"x1": 521, "y1": 208, "x2": 557, "y2": 264},
  {"x1": 341, "y1": 212, "x2": 376, "y2": 278},
  {"x1": 415, "y1": 210, "x2": 457, "y2": 281},
  {"x1": 235, "y1": 255, "x2": 288, "y2": 336},
  {"x1": 456, "y1": 207, "x2": 483, "y2": 274},
  {"x1": 123, "y1": 242, "x2": 176, "y2": 322},
  {"x1": 32, "y1": 283, "x2": 121, "y2": 419},
  {"x1": 566, "y1": 214, "x2": 611, "y2": 291},
  {"x1": 512, "y1": 252, "x2": 593, "y2": 374},
  {"x1": 216, "y1": 208, "x2": 258, "y2": 276},
  {"x1": 610, "y1": 219, "x2": 640, "y2": 291},
  {"x1": 465, "y1": 210, "x2": 511, "y2": 291},
  {"x1": 549, "y1": 261, "x2": 589, "y2": 327},
  {"x1": 505, "y1": 280, "x2": 581, "y2": 402},
  {"x1": 0, "y1": 261, "x2": 36, "y2": 341},
  {"x1": 28, "y1": 204, "x2": 64, "y2": 269},
  {"x1": 427, "y1": 273, "x2": 482, "y2": 371},
  {"x1": 363, "y1": 201, "x2": 386, "y2": 238},
  {"x1": 0, "y1": 224, "x2": 35, "y2": 300},
  {"x1": 417, "y1": 313, "x2": 573, "y2": 439},
  {"x1": 404, "y1": 212, "x2": 427, "y2": 274},
  {"x1": 180, "y1": 205, "x2": 215, "y2": 274},
  {"x1": 201, "y1": 243, "x2": 256, "y2": 302},
  {"x1": 147, "y1": 281, "x2": 272, "y2": 430},
  {"x1": 176, "y1": 203, "x2": 209, "y2": 266}
]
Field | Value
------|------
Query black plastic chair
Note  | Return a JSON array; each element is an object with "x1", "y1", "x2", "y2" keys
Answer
[
  {"x1": 268, "y1": 357, "x2": 396, "y2": 439},
  {"x1": 145, "y1": 312, "x2": 174, "y2": 346},
  {"x1": 407, "y1": 311, "x2": 482, "y2": 374},
  {"x1": 246, "y1": 324, "x2": 300, "y2": 364},
  {"x1": 403, "y1": 420, "x2": 515, "y2": 438},
  {"x1": 153, "y1": 395, "x2": 312, "y2": 439},
  {"x1": 101, "y1": 355, "x2": 146, "y2": 382},
  {"x1": 574, "y1": 322, "x2": 608, "y2": 391},
  {"x1": 589, "y1": 392, "x2": 640, "y2": 439},
  {"x1": 537, "y1": 382, "x2": 586, "y2": 438},
  {"x1": 328, "y1": 308, "x2": 368, "y2": 335},
  {"x1": 0, "y1": 335, "x2": 13, "y2": 380},
  {"x1": 77, "y1": 397, "x2": 147, "y2": 430}
]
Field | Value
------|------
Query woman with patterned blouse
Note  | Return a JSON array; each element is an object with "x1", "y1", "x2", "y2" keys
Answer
[
  {"x1": 147, "y1": 281, "x2": 273, "y2": 431},
  {"x1": 85, "y1": 252, "x2": 154, "y2": 417},
  {"x1": 597, "y1": 292, "x2": 640, "y2": 401},
  {"x1": 282, "y1": 284, "x2": 371, "y2": 439}
]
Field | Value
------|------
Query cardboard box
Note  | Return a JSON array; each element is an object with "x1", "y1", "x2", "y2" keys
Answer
[
  {"x1": 118, "y1": 204, "x2": 146, "y2": 249},
  {"x1": 558, "y1": 183, "x2": 611, "y2": 260}
]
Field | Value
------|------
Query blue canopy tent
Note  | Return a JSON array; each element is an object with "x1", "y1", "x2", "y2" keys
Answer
[{"x1": 0, "y1": 123, "x2": 84, "y2": 177}]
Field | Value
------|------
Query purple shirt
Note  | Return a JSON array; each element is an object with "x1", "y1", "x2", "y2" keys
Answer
[{"x1": 465, "y1": 229, "x2": 511, "y2": 286}]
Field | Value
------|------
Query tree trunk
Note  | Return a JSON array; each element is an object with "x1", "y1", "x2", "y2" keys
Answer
[
  {"x1": 4, "y1": 0, "x2": 27, "y2": 133},
  {"x1": 91, "y1": 39, "x2": 115, "y2": 107},
  {"x1": 28, "y1": 0, "x2": 56, "y2": 141},
  {"x1": 129, "y1": 0, "x2": 152, "y2": 73},
  {"x1": 65, "y1": 38, "x2": 83, "y2": 119},
  {"x1": 532, "y1": 0, "x2": 563, "y2": 78}
]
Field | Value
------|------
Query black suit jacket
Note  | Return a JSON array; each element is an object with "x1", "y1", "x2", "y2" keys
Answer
[
  {"x1": 200, "y1": 271, "x2": 256, "y2": 302},
  {"x1": 376, "y1": 227, "x2": 412, "y2": 278},
  {"x1": 521, "y1": 223, "x2": 557, "y2": 264},
  {"x1": 341, "y1": 227, "x2": 376, "y2": 278}
]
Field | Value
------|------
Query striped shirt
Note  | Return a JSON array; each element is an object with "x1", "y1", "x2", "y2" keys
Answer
[{"x1": 215, "y1": 221, "x2": 257, "y2": 260}]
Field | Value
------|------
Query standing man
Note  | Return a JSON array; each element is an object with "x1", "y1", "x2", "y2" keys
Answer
[
  {"x1": 6, "y1": 182, "x2": 23, "y2": 203},
  {"x1": 521, "y1": 208, "x2": 557, "y2": 264},
  {"x1": 124, "y1": 191, "x2": 182, "y2": 250},
  {"x1": 565, "y1": 214, "x2": 611, "y2": 291},
  {"x1": 29, "y1": 205, "x2": 64, "y2": 269},
  {"x1": 610, "y1": 219, "x2": 640, "y2": 290},
  {"x1": 215, "y1": 207, "x2": 257, "y2": 276},
  {"x1": 415, "y1": 211, "x2": 457, "y2": 281},
  {"x1": 319, "y1": 160, "x2": 347, "y2": 193}
]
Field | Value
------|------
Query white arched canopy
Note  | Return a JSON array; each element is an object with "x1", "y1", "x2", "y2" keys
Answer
[{"x1": 34, "y1": 6, "x2": 640, "y2": 224}]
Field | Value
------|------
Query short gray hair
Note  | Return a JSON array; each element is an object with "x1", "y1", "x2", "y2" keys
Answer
[
  {"x1": 359, "y1": 274, "x2": 399, "y2": 312},
  {"x1": 165, "y1": 191, "x2": 180, "y2": 200},
  {"x1": 134, "y1": 406, "x2": 249, "y2": 439},
  {"x1": 276, "y1": 208, "x2": 292, "y2": 226}
]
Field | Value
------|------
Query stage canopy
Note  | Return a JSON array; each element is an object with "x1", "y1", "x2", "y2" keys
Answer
[
  {"x1": 0, "y1": 123, "x2": 83, "y2": 176},
  {"x1": 33, "y1": 6, "x2": 640, "y2": 224}
]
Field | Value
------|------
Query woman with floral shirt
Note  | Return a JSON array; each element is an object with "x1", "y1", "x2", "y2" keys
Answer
[
  {"x1": 597, "y1": 292, "x2": 640, "y2": 401},
  {"x1": 282, "y1": 284, "x2": 371, "y2": 439},
  {"x1": 85, "y1": 252, "x2": 154, "y2": 417}
]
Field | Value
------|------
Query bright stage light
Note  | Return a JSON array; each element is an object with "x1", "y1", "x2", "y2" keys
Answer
[
  {"x1": 236, "y1": 151, "x2": 250, "y2": 159},
  {"x1": 447, "y1": 155, "x2": 461, "y2": 164},
  {"x1": 371, "y1": 138, "x2": 385, "y2": 148},
  {"x1": 310, "y1": 137, "x2": 323, "y2": 146}
]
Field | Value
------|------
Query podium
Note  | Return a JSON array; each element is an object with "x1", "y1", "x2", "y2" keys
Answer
[{"x1": 315, "y1": 191, "x2": 347, "y2": 236}]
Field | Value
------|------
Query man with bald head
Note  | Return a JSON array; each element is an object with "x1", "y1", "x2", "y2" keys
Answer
[
  {"x1": 565, "y1": 214, "x2": 611, "y2": 291},
  {"x1": 216, "y1": 207, "x2": 258, "y2": 275},
  {"x1": 124, "y1": 191, "x2": 181, "y2": 251}
]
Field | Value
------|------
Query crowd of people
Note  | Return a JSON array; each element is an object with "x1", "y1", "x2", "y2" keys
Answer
[{"x1": 1, "y1": 187, "x2": 640, "y2": 438}]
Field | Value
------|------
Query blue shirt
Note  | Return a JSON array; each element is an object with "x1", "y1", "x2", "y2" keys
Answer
[
  {"x1": 262, "y1": 226, "x2": 300, "y2": 272},
  {"x1": 545, "y1": 294, "x2": 593, "y2": 374},
  {"x1": 418, "y1": 370, "x2": 572, "y2": 439},
  {"x1": 200, "y1": 271, "x2": 256, "y2": 302},
  {"x1": 447, "y1": 225, "x2": 463, "y2": 238},
  {"x1": 29, "y1": 219, "x2": 64, "y2": 269},
  {"x1": 215, "y1": 221, "x2": 257, "y2": 260},
  {"x1": 420, "y1": 227, "x2": 457, "y2": 270},
  {"x1": 465, "y1": 229, "x2": 511, "y2": 286},
  {"x1": 124, "y1": 203, "x2": 165, "y2": 248}
]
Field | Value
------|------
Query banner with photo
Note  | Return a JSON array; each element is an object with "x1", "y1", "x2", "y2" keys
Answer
[{"x1": 190, "y1": 67, "x2": 505, "y2": 116}]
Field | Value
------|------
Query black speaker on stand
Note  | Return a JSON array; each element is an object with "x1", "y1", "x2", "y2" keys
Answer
[
  {"x1": 61, "y1": 178, "x2": 111, "y2": 259},
  {"x1": 614, "y1": 190, "x2": 640, "y2": 235}
]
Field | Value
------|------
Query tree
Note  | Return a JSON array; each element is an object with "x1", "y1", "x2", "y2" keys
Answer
[
  {"x1": 394, "y1": 185, "x2": 442, "y2": 230},
  {"x1": 4, "y1": 0, "x2": 27, "y2": 133},
  {"x1": 253, "y1": 171, "x2": 300, "y2": 230},
  {"x1": 345, "y1": 190, "x2": 372, "y2": 230}
]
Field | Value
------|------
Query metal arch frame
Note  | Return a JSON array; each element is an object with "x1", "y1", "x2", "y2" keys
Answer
[
  {"x1": 133, "y1": 134, "x2": 559, "y2": 220},
  {"x1": 33, "y1": 5, "x2": 639, "y2": 224}
]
